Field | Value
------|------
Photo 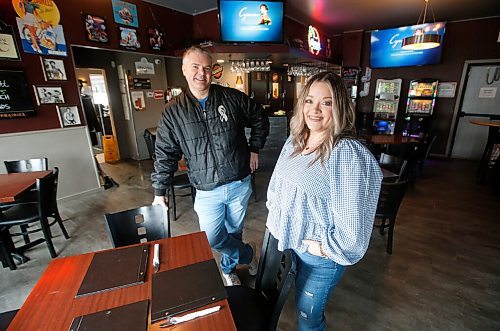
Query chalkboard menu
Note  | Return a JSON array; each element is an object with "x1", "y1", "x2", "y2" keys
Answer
[{"x1": 0, "y1": 70, "x2": 35, "y2": 119}]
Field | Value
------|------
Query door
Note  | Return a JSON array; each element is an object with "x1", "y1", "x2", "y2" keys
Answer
[{"x1": 451, "y1": 64, "x2": 500, "y2": 160}]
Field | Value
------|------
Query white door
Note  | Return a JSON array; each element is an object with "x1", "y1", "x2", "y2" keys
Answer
[{"x1": 451, "y1": 64, "x2": 500, "y2": 160}]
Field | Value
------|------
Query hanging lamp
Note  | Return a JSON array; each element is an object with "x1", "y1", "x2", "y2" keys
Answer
[{"x1": 402, "y1": 0, "x2": 441, "y2": 51}]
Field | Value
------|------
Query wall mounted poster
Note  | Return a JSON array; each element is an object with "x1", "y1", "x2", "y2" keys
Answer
[
  {"x1": 147, "y1": 27, "x2": 164, "y2": 51},
  {"x1": 34, "y1": 86, "x2": 65, "y2": 105},
  {"x1": 57, "y1": 105, "x2": 81, "y2": 127},
  {"x1": 130, "y1": 91, "x2": 145, "y2": 110},
  {"x1": 41, "y1": 57, "x2": 67, "y2": 81},
  {"x1": 12, "y1": 0, "x2": 68, "y2": 56},
  {"x1": 0, "y1": 22, "x2": 21, "y2": 60},
  {"x1": 119, "y1": 27, "x2": 140, "y2": 50},
  {"x1": 0, "y1": 70, "x2": 35, "y2": 119},
  {"x1": 83, "y1": 14, "x2": 109, "y2": 43},
  {"x1": 112, "y1": 0, "x2": 138, "y2": 28}
]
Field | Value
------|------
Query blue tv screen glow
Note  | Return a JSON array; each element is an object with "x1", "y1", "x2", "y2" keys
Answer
[
  {"x1": 219, "y1": 0, "x2": 284, "y2": 43},
  {"x1": 370, "y1": 22, "x2": 446, "y2": 68}
]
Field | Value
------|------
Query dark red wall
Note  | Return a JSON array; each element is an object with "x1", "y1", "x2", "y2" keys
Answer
[
  {"x1": 0, "y1": 0, "x2": 193, "y2": 134},
  {"x1": 342, "y1": 31, "x2": 363, "y2": 67},
  {"x1": 356, "y1": 17, "x2": 500, "y2": 154}
]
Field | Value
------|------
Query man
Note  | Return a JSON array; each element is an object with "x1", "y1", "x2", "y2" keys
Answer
[
  {"x1": 151, "y1": 46, "x2": 269, "y2": 286},
  {"x1": 46, "y1": 60, "x2": 65, "y2": 80}
]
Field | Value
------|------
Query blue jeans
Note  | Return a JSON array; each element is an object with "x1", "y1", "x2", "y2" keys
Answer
[
  {"x1": 294, "y1": 250, "x2": 346, "y2": 331},
  {"x1": 193, "y1": 175, "x2": 253, "y2": 274}
]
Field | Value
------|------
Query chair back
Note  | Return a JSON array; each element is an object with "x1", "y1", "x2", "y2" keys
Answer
[
  {"x1": 417, "y1": 134, "x2": 436, "y2": 162},
  {"x1": 104, "y1": 205, "x2": 169, "y2": 248},
  {"x1": 143, "y1": 128, "x2": 156, "y2": 160},
  {"x1": 255, "y1": 229, "x2": 297, "y2": 331},
  {"x1": 376, "y1": 180, "x2": 408, "y2": 219},
  {"x1": 36, "y1": 167, "x2": 59, "y2": 218},
  {"x1": 5, "y1": 158, "x2": 48, "y2": 173},
  {"x1": 379, "y1": 153, "x2": 409, "y2": 181}
]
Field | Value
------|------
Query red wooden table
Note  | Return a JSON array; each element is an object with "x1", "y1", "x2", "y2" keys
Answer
[
  {"x1": 367, "y1": 134, "x2": 420, "y2": 145},
  {"x1": 0, "y1": 171, "x2": 52, "y2": 203},
  {"x1": 8, "y1": 232, "x2": 236, "y2": 331}
]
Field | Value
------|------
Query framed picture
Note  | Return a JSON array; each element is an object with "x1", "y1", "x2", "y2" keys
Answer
[
  {"x1": 34, "y1": 86, "x2": 65, "y2": 105},
  {"x1": 118, "y1": 27, "x2": 140, "y2": 50},
  {"x1": 112, "y1": 0, "x2": 138, "y2": 27},
  {"x1": 15, "y1": 18, "x2": 68, "y2": 56},
  {"x1": 0, "y1": 21, "x2": 21, "y2": 61},
  {"x1": 41, "y1": 58, "x2": 67, "y2": 81},
  {"x1": 83, "y1": 14, "x2": 109, "y2": 43},
  {"x1": 147, "y1": 27, "x2": 164, "y2": 51},
  {"x1": 56, "y1": 105, "x2": 81, "y2": 127}
]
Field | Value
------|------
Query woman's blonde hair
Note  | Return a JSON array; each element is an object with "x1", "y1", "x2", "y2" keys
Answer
[{"x1": 289, "y1": 71, "x2": 357, "y2": 164}]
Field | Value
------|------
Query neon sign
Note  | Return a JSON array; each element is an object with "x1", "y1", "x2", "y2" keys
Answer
[{"x1": 308, "y1": 25, "x2": 321, "y2": 55}]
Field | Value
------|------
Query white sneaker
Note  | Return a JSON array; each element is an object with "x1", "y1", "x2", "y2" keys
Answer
[
  {"x1": 248, "y1": 241, "x2": 258, "y2": 276},
  {"x1": 222, "y1": 272, "x2": 241, "y2": 286}
]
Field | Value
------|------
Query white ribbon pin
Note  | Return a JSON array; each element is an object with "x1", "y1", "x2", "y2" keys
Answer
[{"x1": 218, "y1": 105, "x2": 228, "y2": 122}]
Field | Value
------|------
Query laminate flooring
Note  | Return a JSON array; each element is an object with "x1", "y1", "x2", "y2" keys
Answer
[{"x1": 1, "y1": 158, "x2": 499, "y2": 330}]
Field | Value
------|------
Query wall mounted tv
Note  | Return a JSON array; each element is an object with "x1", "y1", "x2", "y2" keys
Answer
[
  {"x1": 219, "y1": 0, "x2": 284, "y2": 43},
  {"x1": 370, "y1": 22, "x2": 446, "y2": 68}
]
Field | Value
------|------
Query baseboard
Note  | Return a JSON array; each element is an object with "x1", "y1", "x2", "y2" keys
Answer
[{"x1": 58, "y1": 187, "x2": 104, "y2": 203}]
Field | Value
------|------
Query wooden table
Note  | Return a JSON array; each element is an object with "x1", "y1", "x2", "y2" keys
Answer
[
  {"x1": 381, "y1": 168, "x2": 399, "y2": 181},
  {"x1": 469, "y1": 120, "x2": 500, "y2": 182},
  {"x1": 367, "y1": 134, "x2": 420, "y2": 145},
  {"x1": 0, "y1": 171, "x2": 52, "y2": 203},
  {"x1": 8, "y1": 232, "x2": 236, "y2": 331}
]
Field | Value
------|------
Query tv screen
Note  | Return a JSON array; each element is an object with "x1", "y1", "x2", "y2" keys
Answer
[
  {"x1": 219, "y1": 0, "x2": 284, "y2": 43},
  {"x1": 370, "y1": 22, "x2": 446, "y2": 68}
]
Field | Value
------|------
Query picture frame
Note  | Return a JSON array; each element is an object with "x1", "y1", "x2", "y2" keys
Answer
[
  {"x1": 118, "y1": 26, "x2": 140, "y2": 50},
  {"x1": 56, "y1": 105, "x2": 81, "y2": 127},
  {"x1": 147, "y1": 27, "x2": 164, "y2": 51},
  {"x1": 83, "y1": 14, "x2": 109, "y2": 43},
  {"x1": 0, "y1": 21, "x2": 21, "y2": 61},
  {"x1": 41, "y1": 58, "x2": 67, "y2": 81},
  {"x1": 34, "y1": 86, "x2": 65, "y2": 105},
  {"x1": 112, "y1": 0, "x2": 139, "y2": 28}
]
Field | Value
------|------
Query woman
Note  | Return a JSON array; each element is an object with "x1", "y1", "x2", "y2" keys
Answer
[
  {"x1": 266, "y1": 71, "x2": 382, "y2": 330},
  {"x1": 259, "y1": 4, "x2": 271, "y2": 25}
]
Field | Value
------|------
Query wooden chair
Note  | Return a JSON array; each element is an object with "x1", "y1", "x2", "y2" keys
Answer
[
  {"x1": 374, "y1": 180, "x2": 408, "y2": 254},
  {"x1": 226, "y1": 229, "x2": 297, "y2": 331},
  {"x1": 169, "y1": 173, "x2": 196, "y2": 221},
  {"x1": 104, "y1": 205, "x2": 169, "y2": 248},
  {"x1": 0, "y1": 167, "x2": 70, "y2": 259},
  {"x1": 143, "y1": 128, "x2": 156, "y2": 160},
  {"x1": 143, "y1": 128, "x2": 196, "y2": 220},
  {"x1": 415, "y1": 134, "x2": 436, "y2": 175},
  {"x1": 0, "y1": 227, "x2": 16, "y2": 270},
  {"x1": 2, "y1": 158, "x2": 51, "y2": 243},
  {"x1": 4, "y1": 158, "x2": 48, "y2": 173},
  {"x1": 379, "y1": 153, "x2": 409, "y2": 182},
  {"x1": 0, "y1": 309, "x2": 18, "y2": 330}
]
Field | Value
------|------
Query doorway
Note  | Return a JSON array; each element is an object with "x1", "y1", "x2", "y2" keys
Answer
[
  {"x1": 75, "y1": 67, "x2": 120, "y2": 163},
  {"x1": 449, "y1": 60, "x2": 500, "y2": 160}
]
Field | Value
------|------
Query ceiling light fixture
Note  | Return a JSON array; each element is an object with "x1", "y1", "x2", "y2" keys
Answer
[{"x1": 401, "y1": 0, "x2": 441, "y2": 51}]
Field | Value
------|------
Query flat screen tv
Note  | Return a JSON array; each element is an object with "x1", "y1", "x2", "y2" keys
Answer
[
  {"x1": 219, "y1": 0, "x2": 284, "y2": 43},
  {"x1": 370, "y1": 22, "x2": 446, "y2": 68}
]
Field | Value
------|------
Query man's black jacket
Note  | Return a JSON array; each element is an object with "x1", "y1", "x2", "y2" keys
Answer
[{"x1": 151, "y1": 84, "x2": 269, "y2": 195}]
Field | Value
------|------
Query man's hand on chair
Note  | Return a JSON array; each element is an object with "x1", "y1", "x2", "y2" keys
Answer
[{"x1": 152, "y1": 195, "x2": 169, "y2": 209}]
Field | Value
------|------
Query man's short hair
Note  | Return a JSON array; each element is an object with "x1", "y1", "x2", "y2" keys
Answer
[{"x1": 182, "y1": 45, "x2": 212, "y2": 64}]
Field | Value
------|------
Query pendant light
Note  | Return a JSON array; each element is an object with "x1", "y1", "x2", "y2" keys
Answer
[{"x1": 401, "y1": 0, "x2": 441, "y2": 51}]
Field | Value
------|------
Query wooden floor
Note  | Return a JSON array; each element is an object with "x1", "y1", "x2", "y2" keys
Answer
[{"x1": 1, "y1": 157, "x2": 499, "y2": 330}]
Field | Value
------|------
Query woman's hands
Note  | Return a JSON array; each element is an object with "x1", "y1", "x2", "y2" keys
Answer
[{"x1": 302, "y1": 239, "x2": 326, "y2": 257}]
